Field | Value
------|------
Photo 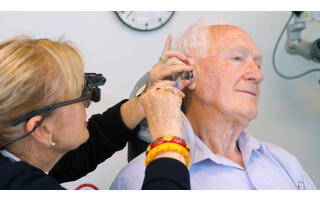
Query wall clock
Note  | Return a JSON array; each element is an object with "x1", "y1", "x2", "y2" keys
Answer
[{"x1": 115, "y1": 11, "x2": 174, "y2": 31}]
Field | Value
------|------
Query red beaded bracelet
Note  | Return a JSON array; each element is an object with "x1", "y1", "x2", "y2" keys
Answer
[{"x1": 146, "y1": 136, "x2": 190, "y2": 155}]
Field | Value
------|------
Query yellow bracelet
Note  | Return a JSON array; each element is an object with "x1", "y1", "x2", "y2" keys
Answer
[{"x1": 145, "y1": 142, "x2": 190, "y2": 167}]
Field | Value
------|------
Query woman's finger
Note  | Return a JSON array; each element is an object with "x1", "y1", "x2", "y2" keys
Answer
[
  {"x1": 174, "y1": 76, "x2": 192, "y2": 91},
  {"x1": 166, "y1": 85, "x2": 186, "y2": 98},
  {"x1": 160, "y1": 35, "x2": 187, "y2": 63},
  {"x1": 158, "y1": 64, "x2": 194, "y2": 79},
  {"x1": 166, "y1": 57, "x2": 188, "y2": 66},
  {"x1": 150, "y1": 80, "x2": 187, "y2": 98},
  {"x1": 149, "y1": 80, "x2": 177, "y2": 91},
  {"x1": 162, "y1": 50, "x2": 188, "y2": 63},
  {"x1": 160, "y1": 35, "x2": 172, "y2": 58}
]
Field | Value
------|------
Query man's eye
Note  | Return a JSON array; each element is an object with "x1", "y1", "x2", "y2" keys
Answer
[{"x1": 233, "y1": 57, "x2": 240, "y2": 61}]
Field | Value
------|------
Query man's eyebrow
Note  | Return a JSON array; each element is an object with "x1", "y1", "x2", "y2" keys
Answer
[
  {"x1": 224, "y1": 46, "x2": 263, "y2": 60},
  {"x1": 254, "y1": 55, "x2": 263, "y2": 61},
  {"x1": 229, "y1": 46, "x2": 263, "y2": 58},
  {"x1": 226, "y1": 46, "x2": 249, "y2": 53}
]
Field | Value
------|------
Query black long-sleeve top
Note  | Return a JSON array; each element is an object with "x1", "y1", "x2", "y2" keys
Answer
[{"x1": 0, "y1": 100, "x2": 190, "y2": 190}]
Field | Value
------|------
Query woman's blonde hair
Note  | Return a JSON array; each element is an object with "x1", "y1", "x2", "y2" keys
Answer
[{"x1": 0, "y1": 35, "x2": 85, "y2": 144}]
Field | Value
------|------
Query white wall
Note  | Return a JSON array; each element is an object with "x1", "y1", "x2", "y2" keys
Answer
[{"x1": 0, "y1": 11, "x2": 319, "y2": 189}]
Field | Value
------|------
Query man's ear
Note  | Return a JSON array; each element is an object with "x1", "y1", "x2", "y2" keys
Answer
[
  {"x1": 187, "y1": 74, "x2": 196, "y2": 90},
  {"x1": 26, "y1": 116, "x2": 52, "y2": 147}
]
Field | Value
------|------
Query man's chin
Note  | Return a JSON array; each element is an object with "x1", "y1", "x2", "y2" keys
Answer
[
  {"x1": 246, "y1": 109, "x2": 258, "y2": 121},
  {"x1": 236, "y1": 106, "x2": 258, "y2": 121}
]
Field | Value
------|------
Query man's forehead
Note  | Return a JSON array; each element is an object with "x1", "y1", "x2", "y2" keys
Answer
[
  {"x1": 206, "y1": 25, "x2": 261, "y2": 55},
  {"x1": 207, "y1": 25, "x2": 249, "y2": 41}
]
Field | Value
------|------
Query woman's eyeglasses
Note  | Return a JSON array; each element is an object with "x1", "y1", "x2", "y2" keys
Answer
[{"x1": 11, "y1": 80, "x2": 93, "y2": 127}]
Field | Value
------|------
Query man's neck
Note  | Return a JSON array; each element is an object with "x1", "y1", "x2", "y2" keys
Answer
[{"x1": 185, "y1": 103, "x2": 249, "y2": 168}]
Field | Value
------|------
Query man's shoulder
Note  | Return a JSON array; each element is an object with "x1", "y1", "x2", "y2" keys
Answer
[
  {"x1": 259, "y1": 140, "x2": 317, "y2": 189},
  {"x1": 261, "y1": 141, "x2": 296, "y2": 160},
  {"x1": 242, "y1": 132, "x2": 298, "y2": 163},
  {"x1": 110, "y1": 153, "x2": 146, "y2": 190},
  {"x1": 259, "y1": 140, "x2": 303, "y2": 172}
]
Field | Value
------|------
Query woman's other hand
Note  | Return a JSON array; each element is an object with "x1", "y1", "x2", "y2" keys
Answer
[{"x1": 148, "y1": 35, "x2": 194, "y2": 91}]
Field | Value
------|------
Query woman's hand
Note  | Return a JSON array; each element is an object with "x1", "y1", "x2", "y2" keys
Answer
[
  {"x1": 139, "y1": 80, "x2": 185, "y2": 141},
  {"x1": 140, "y1": 80, "x2": 189, "y2": 165},
  {"x1": 148, "y1": 35, "x2": 194, "y2": 91}
]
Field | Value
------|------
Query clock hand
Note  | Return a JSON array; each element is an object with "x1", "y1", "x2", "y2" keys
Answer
[{"x1": 126, "y1": 12, "x2": 133, "y2": 19}]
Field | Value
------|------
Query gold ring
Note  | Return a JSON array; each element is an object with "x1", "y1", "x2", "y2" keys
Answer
[
  {"x1": 156, "y1": 85, "x2": 166, "y2": 90},
  {"x1": 164, "y1": 88, "x2": 175, "y2": 94},
  {"x1": 159, "y1": 57, "x2": 168, "y2": 64}
]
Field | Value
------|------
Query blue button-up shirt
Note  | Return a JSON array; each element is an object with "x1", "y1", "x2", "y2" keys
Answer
[{"x1": 110, "y1": 113, "x2": 317, "y2": 190}]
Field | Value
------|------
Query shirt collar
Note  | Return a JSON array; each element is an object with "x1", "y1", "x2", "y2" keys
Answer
[
  {"x1": 237, "y1": 131, "x2": 263, "y2": 154},
  {"x1": 0, "y1": 149, "x2": 21, "y2": 162},
  {"x1": 237, "y1": 131, "x2": 265, "y2": 167},
  {"x1": 181, "y1": 114, "x2": 264, "y2": 169}
]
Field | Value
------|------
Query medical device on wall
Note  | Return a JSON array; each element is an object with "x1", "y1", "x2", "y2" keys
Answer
[{"x1": 273, "y1": 11, "x2": 320, "y2": 80}]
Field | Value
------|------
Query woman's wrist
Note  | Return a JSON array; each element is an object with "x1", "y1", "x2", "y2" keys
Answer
[
  {"x1": 120, "y1": 97, "x2": 145, "y2": 130},
  {"x1": 149, "y1": 129, "x2": 182, "y2": 142},
  {"x1": 153, "y1": 151, "x2": 186, "y2": 165}
]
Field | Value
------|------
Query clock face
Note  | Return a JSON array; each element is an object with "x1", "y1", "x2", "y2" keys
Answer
[{"x1": 115, "y1": 11, "x2": 174, "y2": 31}]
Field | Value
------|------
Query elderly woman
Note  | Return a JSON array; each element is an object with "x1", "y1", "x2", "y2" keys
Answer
[{"x1": 0, "y1": 35, "x2": 194, "y2": 189}]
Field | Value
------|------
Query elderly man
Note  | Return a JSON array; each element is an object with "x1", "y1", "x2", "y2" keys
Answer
[{"x1": 110, "y1": 23, "x2": 317, "y2": 190}]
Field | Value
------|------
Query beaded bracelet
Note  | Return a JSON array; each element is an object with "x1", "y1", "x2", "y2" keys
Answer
[
  {"x1": 145, "y1": 142, "x2": 190, "y2": 167},
  {"x1": 146, "y1": 136, "x2": 190, "y2": 155}
]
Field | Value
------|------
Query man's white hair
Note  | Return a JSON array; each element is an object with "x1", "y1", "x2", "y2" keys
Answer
[{"x1": 173, "y1": 19, "x2": 234, "y2": 59}]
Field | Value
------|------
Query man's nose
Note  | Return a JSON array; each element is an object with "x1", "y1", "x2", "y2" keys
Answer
[{"x1": 242, "y1": 59, "x2": 264, "y2": 83}]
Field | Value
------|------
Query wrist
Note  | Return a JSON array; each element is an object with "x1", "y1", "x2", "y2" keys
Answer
[
  {"x1": 148, "y1": 127, "x2": 182, "y2": 141},
  {"x1": 154, "y1": 151, "x2": 186, "y2": 165}
]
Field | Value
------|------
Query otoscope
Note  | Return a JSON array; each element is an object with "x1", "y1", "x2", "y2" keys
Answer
[{"x1": 182, "y1": 71, "x2": 193, "y2": 80}]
